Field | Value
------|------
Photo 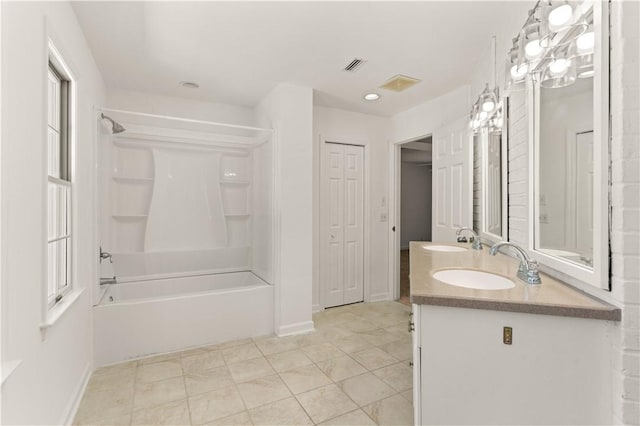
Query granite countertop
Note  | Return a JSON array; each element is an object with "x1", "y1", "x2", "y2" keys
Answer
[{"x1": 409, "y1": 241, "x2": 621, "y2": 321}]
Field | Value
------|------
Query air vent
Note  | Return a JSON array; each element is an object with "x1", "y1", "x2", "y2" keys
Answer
[
  {"x1": 344, "y1": 58, "x2": 367, "y2": 72},
  {"x1": 379, "y1": 74, "x2": 422, "y2": 92}
]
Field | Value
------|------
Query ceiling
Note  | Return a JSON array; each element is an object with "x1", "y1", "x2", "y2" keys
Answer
[{"x1": 72, "y1": 1, "x2": 531, "y2": 117}]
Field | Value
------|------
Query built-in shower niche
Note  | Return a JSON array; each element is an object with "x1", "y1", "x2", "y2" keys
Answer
[{"x1": 100, "y1": 115, "x2": 272, "y2": 282}]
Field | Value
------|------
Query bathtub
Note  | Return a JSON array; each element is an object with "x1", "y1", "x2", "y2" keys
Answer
[{"x1": 93, "y1": 271, "x2": 273, "y2": 366}]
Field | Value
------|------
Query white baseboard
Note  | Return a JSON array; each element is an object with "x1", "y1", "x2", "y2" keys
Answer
[
  {"x1": 276, "y1": 320, "x2": 315, "y2": 337},
  {"x1": 312, "y1": 304, "x2": 323, "y2": 313},
  {"x1": 369, "y1": 292, "x2": 391, "y2": 302},
  {"x1": 61, "y1": 362, "x2": 92, "y2": 425}
]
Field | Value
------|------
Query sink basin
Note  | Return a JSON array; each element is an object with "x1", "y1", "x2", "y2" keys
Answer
[
  {"x1": 433, "y1": 269, "x2": 515, "y2": 290},
  {"x1": 422, "y1": 245, "x2": 467, "y2": 253}
]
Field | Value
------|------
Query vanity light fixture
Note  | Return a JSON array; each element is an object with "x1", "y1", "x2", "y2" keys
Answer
[
  {"x1": 363, "y1": 92, "x2": 380, "y2": 101},
  {"x1": 505, "y1": 1, "x2": 594, "y2": 92}
]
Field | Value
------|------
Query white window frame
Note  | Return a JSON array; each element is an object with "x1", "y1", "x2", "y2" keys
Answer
[{"x1": 45, "y1": 42, "x2": 75, "y2": 313}]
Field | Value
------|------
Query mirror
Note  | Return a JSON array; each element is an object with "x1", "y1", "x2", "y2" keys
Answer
[
  {"x1": 473, "y1": 100, "x2": 508, "y2": 242},
  {"x1": 537, "y1": 78, "x2": 593, "y2": 267},
  {"x1": 530, "y1": 0, "x2": 609, "y2": 290}
]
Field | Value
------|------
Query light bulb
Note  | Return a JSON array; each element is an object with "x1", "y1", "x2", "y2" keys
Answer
[
  {"x1": 511, "y1": 64, "x2": 528, "y2": 79},
  {"x1": 479, "y1": 111, "x2": 488, "y2": 121},
  {"x1": 497, "y1": 117, "x2": 504, "y2": 128},
  {"x1": 549, "y1": 58, "x2": 570, "y2": 76},
  {"x1": 577, "y1": 31, "x2": 595, "y2": 53},
  {"x1": 549, "y1": 4, "x2": 573, "y2": 28},
  {"x1": 482, "y1": 100, "x2": 495, "y2": 112},
  {"x1": 525, "y1": 40, "x2": 543, "y2": 59}
]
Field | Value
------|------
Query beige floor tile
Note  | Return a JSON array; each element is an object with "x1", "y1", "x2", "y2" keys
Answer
[
  {"x1": 331, "y1": 335, "x2": 372, "y2": 354},
  {"x1": 182, "y1": 351, "x2": 226, "y2": 374},
  {"x1": 179, "y1": 347, "x2": 209, "y2": 358},
  {"x1": 357, "y1": 329, "x2": 402, "y2": 347},
  {"x1": 185, "y1": 365, "x2": 236, "y2": 396},
  {"x1": 318, "y1": 409, "x2": 377, "y2": 425},
  {"x1": 133, "y1": 376, "x2": 187, "y2": 410},
  {"x1": 188, "y1": 385, "x2": 246, "y2": 425},
  {"x1": 378, "y1": 339, "x2": 412, "y2": 362},
  {"x1": 361, "y1": 394, "x2": 413, "y2": 426},
  {"x1": 279, "y1": 364, "x2": 332, "y2": 394},
  {"x1": 400, "y1": 389, "x2": 413, "y2": 403},
  {"x1": 74, "y1": 387, "x2": 134, "y2": 424},
  {"x1": 86, "y1": 368, "x2": 135, "y2": 392},
  {"x1": 370, "y1": 311, "x2": 410, "y2": 328},
  {"x1": 351, "y1": 347, "x2": 398, "y2": 370},
  {"x1": 236, "y1": 374, "x2": 292, "y2": 409},
  {"x1": 266, "y1": 349, "x2": 313, "y2": 373},
  {"x1": 341, "y1": 318, "x2": 380, "y2": 333},
  {"x1": 138, "y1": 352, "x2": 181, "y2": 366},
  {"x1": 316, "y1": 355, "x2": 367, "y2": 382},
  {"x1": 137, "y1": 359, "x2": 183, "y2": 383},
  {"x1": 205, "y1": 338, "x2": 253, "y2": 351},
  {"x1": 74, "y1": 413, "x2": 131, "y2": 426},
  {"x1": 92, "y1": 361, "x2": 137, "y2": 378},
  {"x1": 248, "y1": 396, "x2": 313, "y2": 425},
  {"x1": 295, "y1": 384, "x2": 357, "y2": 424},
  {"x1": 254, "y1": 335, "x2": 299, "y2": 356},
  {"x1": 372, "y1": 362, "x2": 413, "y2": 392},
  {"x1": 300, "y1": 343, "x2": 345, "y2": 363},
  {"x1": 131, "y1": 399, "x2": 190, "y2": 425},
  {"x1": 205, "y1": 411, "x2": 253, "y2": 425},
  {"x1": 222, "y1": 343, "x2": 263, "y2": 364},
  {"x1": 227, "y1": 357, "x2": 275, "y2": 383},
  {"x1": 337, "y1": 372, "x2": 396, "y2": 407},
  {"x1": 383, "y1": 323, "x2": 411, "y2": 336},
  {"x1": 316, "y1": 327, "x2": 355, "y2": 341},
  {"x1": 293, "y1": 331, "x2": 328, "y2": 348}
]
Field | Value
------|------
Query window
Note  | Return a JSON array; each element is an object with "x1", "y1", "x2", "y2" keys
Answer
[{"x1": 47, "y1": 59, "x2": 72, "y2": 308}]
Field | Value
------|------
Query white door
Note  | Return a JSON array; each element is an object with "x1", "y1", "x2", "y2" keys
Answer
[
  {"x1": 575, "y1": 131, "x2": 594, "y2": 255},
  {"x1": 432, "y1": 117, "x2": 472, "y2": 242},
  {"x1": 321, "y1": 142, "x2": 364, "y2": 308}
]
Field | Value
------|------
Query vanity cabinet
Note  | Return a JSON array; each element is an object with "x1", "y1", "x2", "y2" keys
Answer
[{"x1": 412, "y1": 303, "x2": 613, "y2": 425}]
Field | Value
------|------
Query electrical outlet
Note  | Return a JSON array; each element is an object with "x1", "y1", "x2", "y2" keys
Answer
[
  {"x1": 503, "y1": 326, "x2": 513, "y2": 345},
  {"x1": 539, "y1": 213, "x2": 549, "y2": 224}
]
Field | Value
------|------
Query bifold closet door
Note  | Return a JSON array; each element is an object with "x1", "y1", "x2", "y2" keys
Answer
[{"x1": 321, "y1": 142, "x2": 364, "y2": 308}]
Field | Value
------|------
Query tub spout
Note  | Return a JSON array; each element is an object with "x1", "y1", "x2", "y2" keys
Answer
[{"x1": 100, "y1": 277, "x2": 117, "y2": 286}]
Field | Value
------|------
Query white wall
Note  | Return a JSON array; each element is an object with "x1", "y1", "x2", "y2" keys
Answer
[
  {"x1": 400, "y1": 158, "x2": 432, "y2": 248},
  {"x1": 107, "y1": 89, "x2": 256, "y2": 126},
  {"x1": 1, "y1": 2, "x2": 106, "y2": 424},
  {"x1": 256, "y1": 83, "x2": 314, "y2": 335},
  {"x1": 312, "y1": 106, "x2": 392, "y2": 310}
]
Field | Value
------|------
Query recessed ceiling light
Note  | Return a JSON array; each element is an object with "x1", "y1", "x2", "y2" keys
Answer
[
  {"x1": 364, "y1": 93, "x2": 380, "y2": 101},
  {"x1": 180, "y1": 81, "x2": 199, "y2": 89}
]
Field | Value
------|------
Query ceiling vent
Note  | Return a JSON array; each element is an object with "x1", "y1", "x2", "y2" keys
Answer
[
  {"x1": 344, "y1": 58, "x2": 367, "y2": 72},
  {"x1": 380, "y1": 74, "x2": 422, "y2": 92}
]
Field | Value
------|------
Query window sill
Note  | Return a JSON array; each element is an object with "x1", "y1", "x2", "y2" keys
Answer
[
  {"x1": 1, "y1": 360, "x2": 22, "y2": 386},
  {"x1": 40, "y1": 288, "x2": 85, "y2": 332}
]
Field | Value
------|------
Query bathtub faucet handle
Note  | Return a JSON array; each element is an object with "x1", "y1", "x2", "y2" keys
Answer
[{"x1": 100, "y1": 246, "x2": 112, "y2": 263}]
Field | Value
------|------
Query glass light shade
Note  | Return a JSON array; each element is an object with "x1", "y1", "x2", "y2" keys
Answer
[
  {"x1": 521, "y1": 18, "x2": 545, "y2": 60},
  {"x1": 548, "y1": 3, "x2": 573, "y2": 30},
  {"x1": 541, "y1": 55, "x2": 576, "y2": 88},
  {"x1": 478, "y1": 111, "x2": 488, "y2": 121},
  {"x1": 478, "y1": 84, "x2": 498, "y2": 113},
  {"x1": 577, "y1": 31, "x2": 595, "y2": 54}
]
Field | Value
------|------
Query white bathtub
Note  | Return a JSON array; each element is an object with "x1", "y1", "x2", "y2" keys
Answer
[{"x1": 94, "y1": 271, "x2": 273, "y2": 366}]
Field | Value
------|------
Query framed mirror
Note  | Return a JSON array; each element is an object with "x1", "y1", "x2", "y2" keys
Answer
[
  {"x1": 530, "y1": 0, "x2": 609, "y2": 290},
  {"x1": 473, "y1": 99, "x2": 508, "y2": 242}
]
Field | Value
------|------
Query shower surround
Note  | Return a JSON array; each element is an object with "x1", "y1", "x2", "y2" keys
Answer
[{"x1": 96, "y1": 111, "x2": 274, "y2": 365}]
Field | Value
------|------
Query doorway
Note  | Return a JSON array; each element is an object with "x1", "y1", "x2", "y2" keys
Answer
[
  {"x1": 320, "y1": 142, "x2": 365, "y2": 308},
  {"x1": 398, "y1": 137, "x2": 433, "y2": 304}
]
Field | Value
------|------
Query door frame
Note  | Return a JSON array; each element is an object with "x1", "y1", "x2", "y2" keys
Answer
[
  {"x1": 388, "y1": 134, "x2": 433, "y2": 302},
  {"x1": 318, "y1": 136, "x2": 370, "y2": 311}
]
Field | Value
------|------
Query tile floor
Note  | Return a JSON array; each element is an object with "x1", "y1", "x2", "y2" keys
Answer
[{"x1": 74, "y1": 301, "x2": 414, "y2": 426}]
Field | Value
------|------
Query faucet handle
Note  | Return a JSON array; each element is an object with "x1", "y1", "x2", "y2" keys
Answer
[
  {"x1": 525, "y1": 260, "x2": 542, "y2": 285},
  {"x1": 457, "y1": 236, "x2": 468, "y2": 243}
]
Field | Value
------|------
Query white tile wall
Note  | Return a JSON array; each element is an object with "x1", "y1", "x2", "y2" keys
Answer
[{"x1": 610, "y1": 1, "x2": 640, "y2": 423}]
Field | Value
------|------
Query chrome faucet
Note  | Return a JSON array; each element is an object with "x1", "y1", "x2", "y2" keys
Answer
[
  {"x1": 489, "y1": 241, "x2": 542, "y2": 285},
  {"x1": 456, "y1": 227, "x2": 482, "y2": 250},
  {"x1": 100, "y1": 246, "x2": 112, "y2": 263}
]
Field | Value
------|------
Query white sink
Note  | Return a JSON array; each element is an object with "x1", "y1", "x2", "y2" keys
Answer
[
  {"x1": 433, "y1": 269, "x2": 515, "y2": 290},
  {"x1": 422, "y1": 245, "x2": 467, "y2": 253}
]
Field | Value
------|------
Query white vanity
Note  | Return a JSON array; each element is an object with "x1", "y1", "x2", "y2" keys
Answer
[{"x1": 410, "y1": 242, "x2": 620, "y2": 425}]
